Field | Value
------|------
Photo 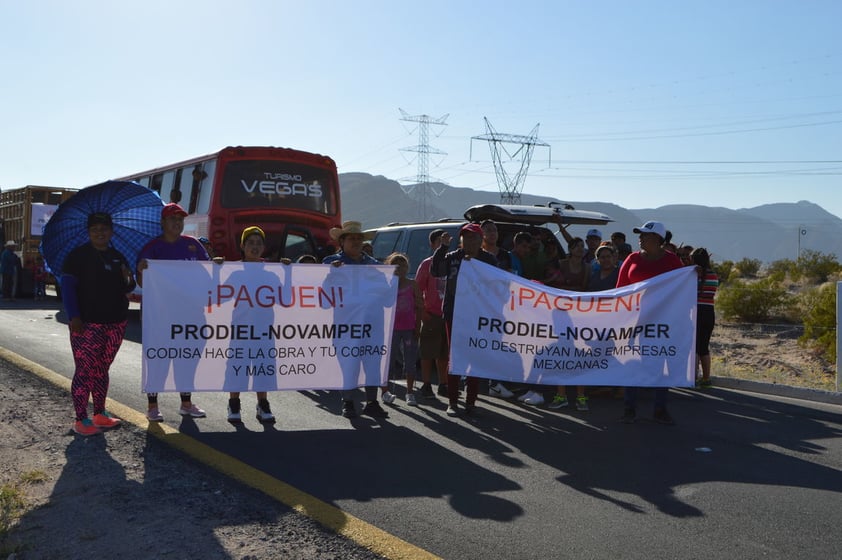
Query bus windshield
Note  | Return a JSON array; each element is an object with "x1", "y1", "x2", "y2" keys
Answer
[{"x1": 220, "y1": 160, "x2": 336, "y2": 215}]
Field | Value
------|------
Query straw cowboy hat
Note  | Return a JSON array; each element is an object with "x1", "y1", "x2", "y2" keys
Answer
[{"x1": 329, "y1": 221, "x2": 375, "y2": 242}]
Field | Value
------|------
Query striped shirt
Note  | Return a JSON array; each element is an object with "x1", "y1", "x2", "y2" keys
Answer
[{"x1": 698, "y1": 270, "x2": 719, "y2": 306}]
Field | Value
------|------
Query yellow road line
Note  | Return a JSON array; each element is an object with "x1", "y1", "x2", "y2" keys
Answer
[{"x1": 0, "y1": 346, "x2": 440, "y2": 560}]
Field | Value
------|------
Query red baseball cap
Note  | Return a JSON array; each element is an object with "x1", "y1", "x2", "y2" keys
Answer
[
  {"x1": 162, "y1": 203, "x2": 188, "y2": 218},
  {"x1": 461, "y1": 223, "x2": 483, "y2": 236}
]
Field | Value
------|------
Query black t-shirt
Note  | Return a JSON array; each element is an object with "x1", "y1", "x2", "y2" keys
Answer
[{"x1": 64, "y1": 243, "x2": 132, "y2": 323}]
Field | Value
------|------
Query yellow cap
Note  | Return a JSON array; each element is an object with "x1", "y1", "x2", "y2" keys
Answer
[{"x1": 240, "y1": 226, "x2": 265, "y2": 246}]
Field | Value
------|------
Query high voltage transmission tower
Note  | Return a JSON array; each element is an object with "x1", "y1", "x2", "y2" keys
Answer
[
  {"x1": 470, "y1": 117, "x2": 550, "y2": 205},
  {"x1": 399, "y1": 109, "x2": 448, "y2": 220}
]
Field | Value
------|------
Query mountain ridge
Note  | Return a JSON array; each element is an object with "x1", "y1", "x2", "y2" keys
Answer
[{"x1": 339, "y1": 173, "x2": 842, "y2": 264}]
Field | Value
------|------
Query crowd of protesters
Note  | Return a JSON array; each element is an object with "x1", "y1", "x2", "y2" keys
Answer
[{"x1": 31, "y1": 201, "x2": 716, "y2": 434}]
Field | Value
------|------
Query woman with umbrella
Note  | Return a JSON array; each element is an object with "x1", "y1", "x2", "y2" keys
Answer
[{"x1": 62, "y1": 212, "x2": 137, "y2": 436}]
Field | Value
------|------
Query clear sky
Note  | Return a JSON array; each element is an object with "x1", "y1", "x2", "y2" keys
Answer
[{"x1": 2, "y1": 1, "x2": 841, "y2": 221}]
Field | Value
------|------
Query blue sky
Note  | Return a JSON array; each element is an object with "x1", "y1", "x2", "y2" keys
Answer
[{"x1": 2, "y1": 0, "x2": 841, "y2": 222}]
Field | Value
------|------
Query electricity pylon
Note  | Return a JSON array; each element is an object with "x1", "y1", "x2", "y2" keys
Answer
[
  {"x1": 399, "y1": 109, "x2": 448, "y2": 220},
  {"x1": 470, "y1": 117, "x2": 550, "y2": 205}
]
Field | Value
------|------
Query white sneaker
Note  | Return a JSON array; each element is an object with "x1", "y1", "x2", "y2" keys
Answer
[
  {"x1": 446, "y1": 405, "x2": 458, "y2": 417},
  {"x1": 405, "y1": 393, "x2": 418, "y2": 406},
  {"x1": 382, "y1": 391, "x2": 396, "y2": 404},
  {"x1": 256, "y1": 402, "x2": 275, "y2": 423},
  {"x1": 227, "y1": 405, "x2": 241, "y2": 423},
  {"x1": 179, "y1": 403, "x2": 207, "y2": 418},
  {"x1": 489, "y1": 382, "x2": 514, "y2": 399},
  {"x1": 518, "y1": 390, "x2": 536, "y2": 402},
  {"x1": 524, "y1": 392, "x2": 545, "y2": 406}
]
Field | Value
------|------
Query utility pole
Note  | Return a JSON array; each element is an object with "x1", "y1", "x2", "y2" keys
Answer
[
  {"x1": 470, "y1": 117, "x2": 550, "y2": 205},
  {"x1": 798, "y1": 225, "x2": 807, "y2": 260},
  {"x1": 399, "y1": 109, "x2": 448, "y2": 220}
]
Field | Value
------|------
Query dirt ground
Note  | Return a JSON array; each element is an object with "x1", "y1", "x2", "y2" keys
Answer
[
  {"x1": 710, "y1": 322, "x2": 836, "y2": 391},
  {"x1": 0, "y1": 323, "x2": 835, "y2": 559},
  {"x1": 0, "y1": 363, "x2": 385, "y2": 560}
]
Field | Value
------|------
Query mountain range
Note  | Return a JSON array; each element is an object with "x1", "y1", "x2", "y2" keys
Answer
[{"x1": 339, "y1": 172, "x2": 842, "y2": 264}]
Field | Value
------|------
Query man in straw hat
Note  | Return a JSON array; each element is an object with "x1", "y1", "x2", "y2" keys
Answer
[{"x1": 322, "y1": 221, "x2": 388, "y2": 419}]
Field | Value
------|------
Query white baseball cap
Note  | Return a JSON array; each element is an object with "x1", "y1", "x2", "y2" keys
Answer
[{"x1": 633, "y1": 221, "x2": 667, "y2": 239}]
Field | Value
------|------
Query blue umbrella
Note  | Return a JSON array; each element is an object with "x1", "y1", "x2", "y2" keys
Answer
[{"x1": 41, "y1": 180, "x2": 164, "y2": 276}]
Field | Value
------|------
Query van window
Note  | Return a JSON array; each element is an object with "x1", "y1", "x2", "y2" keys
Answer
[
  {"x1": 406, "y1": 229, "x2": 437, "y2": 272},
  {"x1": 371, "y1": 230, "x2": 402, "y2": 261},
  {"x1": 405, "y1": 225, "x2": 460, "y2": 278}
]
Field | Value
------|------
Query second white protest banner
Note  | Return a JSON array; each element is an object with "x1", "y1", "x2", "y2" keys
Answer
[{"x1": 450, "y1": 260, "x2": 697, "y2": 387}]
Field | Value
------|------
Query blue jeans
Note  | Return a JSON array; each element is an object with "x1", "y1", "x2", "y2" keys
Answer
[{"x1": 624, "y1": 387, "x2": 668, "y2": 410}]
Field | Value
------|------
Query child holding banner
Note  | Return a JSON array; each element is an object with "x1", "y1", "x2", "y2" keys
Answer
[
  {"x1": 226, "y1": 226, "x2": 276, "y2": 424},
  {"x1": 383, "y1": 253, "x2": 423, "y2": 406},
  {"x1": 617, "y1": 221, "x2": 683, "y2": 425}
]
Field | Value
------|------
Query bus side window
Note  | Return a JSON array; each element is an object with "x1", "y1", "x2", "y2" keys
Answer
[
  {"x1": 188, "y1": 165, "x2": 206, "y2": 214},
  {"x1": 175, "y1": 166, "x2": 196, "y2": 210},
  {"x1": 159, "y1": 170, "x2": 177, "y2": 205},
  {"x1": 136, "y1": 176, "x2": 150, "y2": 189},
  {"x1": 150, "y1": 173, "x2": 163, "y2": 193},
  {"x1": 170, "y1": 168, "x2": 184, "y2": 204},
  {"x1": 195, "y1": 160, "x2": 215, "y2": 214}
]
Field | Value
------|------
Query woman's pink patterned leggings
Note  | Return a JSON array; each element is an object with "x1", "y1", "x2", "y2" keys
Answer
[{"x1": 70, "y1": 321, "x2": 127, "y2": 421}]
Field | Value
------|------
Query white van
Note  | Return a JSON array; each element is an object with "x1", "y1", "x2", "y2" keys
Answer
[{"x1": 367, "y1": 202, "x2": 613, "y2": 277}]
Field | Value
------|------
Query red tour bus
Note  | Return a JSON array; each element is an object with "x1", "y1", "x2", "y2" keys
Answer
[{"x1": 116, "y1": 146, "x2": 341, "y2": 261}]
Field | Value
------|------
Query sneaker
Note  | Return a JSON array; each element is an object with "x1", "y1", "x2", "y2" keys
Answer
[
  {"x1": 406, "y1": 393, "x2": 418, "y2": 406},
  {"x1": 464, "y1": 403, "x2": 480, "y2": 416},
  {"x1": 524, "y1": 392, "x2": 545, "y2": 406},
  {"x1": 445, "y1": 405, "x2": 458, "y2": 417},
  {"x1": 437, "y1": 384, "x2": 449, "y2": 397},
  {"x1": 653, "y1": 407, "x2": 675, "y2": 425},
  {"x1": 576, "y1": 396, "x2": 589, "y2": 411},
  {"x1": 621, "y1": 407, "x2": 636, "y2": 424},
  {"x1": 73, "y1": 418, "x2": 101, "y2": 437},
  {"x1": 179, "y1": 403, "x2": 207, "y2": 418},
  {"x1": 548, "y1": 395, "x2": 569, "y2": 409},
  {"x1": 420, "y1": 383, "x2": 436, "y2": 399},
  {"x1": 488, "y1": 382, "x2": 514, "y2": 399},
  {"x1": 342, "y1": 400, "x2": 357, "y2": 418},
  {"x1": 381, "y1": 391, "x2": 396, "y2": 404},
  {"x1": 227, "y1": 399, "x2": 242, "y2": 423},
  {"x1": 256, "y1": 400, "x2": 275, "y2": 423},
  {"x1": 362, "y1": 401, "x2": 389, "y2": 418},
  {"x1": 92, "y1": 411, "x2": 121, "y2": 429},
  {"x1": 146, "y1": 408, "x2": 164, "y2": 422},
  {"x1": 517, "y1": 390, "x2": 535, "y2": 402}
]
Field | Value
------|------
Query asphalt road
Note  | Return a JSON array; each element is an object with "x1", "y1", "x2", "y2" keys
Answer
[{"x1": 2, "y1": 298, "x2": 842, "y2": 560}]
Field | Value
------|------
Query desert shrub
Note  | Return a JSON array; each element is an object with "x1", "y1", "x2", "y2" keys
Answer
[
  {"x1": 767, "y1": 259, "x2": 798, "y2": 282},
  {"x1": 799, "y1": 283, "x2": 837, "y2": 362},
  {"x1": 713, "y1": 260, "x2": 734, "y2": 284},
  {"x1": 0, "y1": 482, "x2": 26, "y2": 537},
  {"x1": 796, "y1": 250, "x2": 841, "y2": 284},
  {"x1": 732, "y1": 258, "x2": 762, "y2": 279},
  {"x1": 717, "y1": 277, "x2": 790, "y2": 322}
]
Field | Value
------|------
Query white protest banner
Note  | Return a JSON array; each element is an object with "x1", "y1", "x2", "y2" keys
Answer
[
  {"x1": 451, "y1": 260, "x2": 697, "y2": 387},
  {"x1": 141, "y1": 261, "x2": 397, "y2": 392}
]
